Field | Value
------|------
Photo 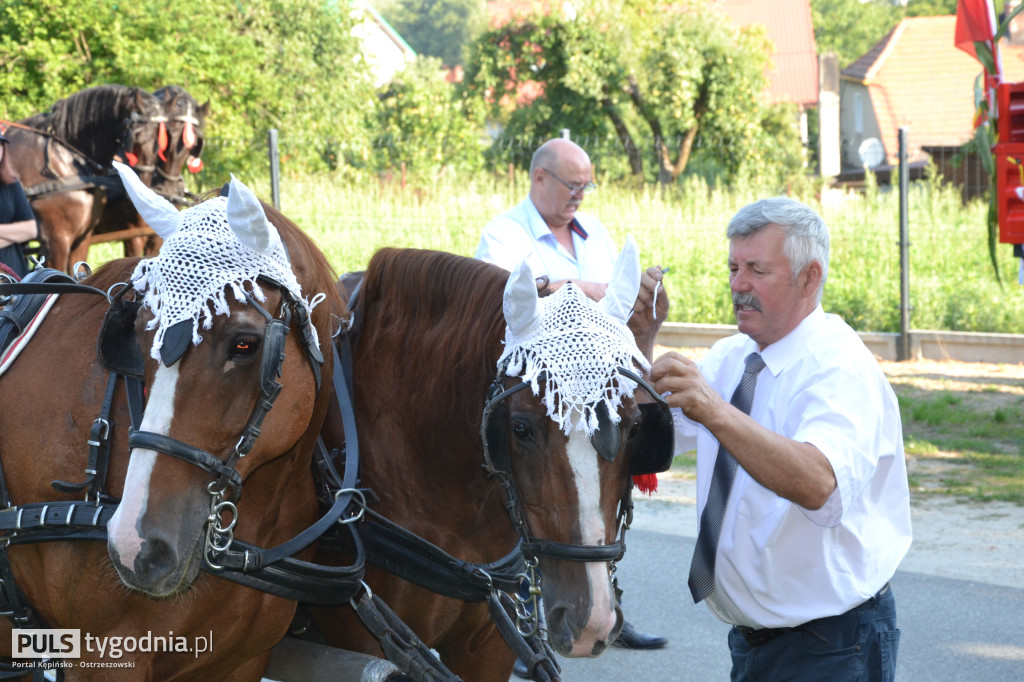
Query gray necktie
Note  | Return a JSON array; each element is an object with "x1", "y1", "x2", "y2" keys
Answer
[{"x1": 688, "y1": 352, "x2": 766, "y2": 603}]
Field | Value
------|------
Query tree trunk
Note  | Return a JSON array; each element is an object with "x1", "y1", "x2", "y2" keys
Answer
[{"x1": 601, "y1": 97, "x2": 643, "y2": 178}]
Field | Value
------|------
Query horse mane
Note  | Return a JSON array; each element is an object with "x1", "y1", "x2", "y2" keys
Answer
[
  {"x1": 21, "y1": 85, "x2": 156, "y2": 163},
  {"x1": 356, "y1": 248, "x2": 509, "y2": 435},
  {"x1": 262, "y1": 201, "x2": 345, "y2": 338}
]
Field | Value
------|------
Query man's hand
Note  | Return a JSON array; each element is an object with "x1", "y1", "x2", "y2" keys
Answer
[
  {"x1": 650, "y1": 351, "x2": 722, "y2": 424},
  {"x1": 547, "y1": 278, "x2": 608, "y2": 301},
  {"x1": 629, "y1": 266, "x2": 670, "y2": 359}
]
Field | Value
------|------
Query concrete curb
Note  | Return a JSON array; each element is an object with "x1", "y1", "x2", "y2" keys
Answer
[{"x1": 656, "y1": 323, "x2": 1024, "y2": 364}]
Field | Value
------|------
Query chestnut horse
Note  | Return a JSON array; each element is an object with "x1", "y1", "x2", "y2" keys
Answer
[
  {"x1": 313, "y1": 244, "x2": 672, "y2": 681},
  {"x1": 0, "y1": 166, "x2": 342, "y2": 679}
]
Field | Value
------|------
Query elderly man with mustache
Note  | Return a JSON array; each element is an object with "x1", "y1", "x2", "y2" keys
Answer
[{"x1": 650, "y1": 197, "x2": 911, "y2": 682}]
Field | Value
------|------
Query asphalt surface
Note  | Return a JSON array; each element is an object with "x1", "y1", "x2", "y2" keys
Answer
[{"x1": 541, "y1": 528, "x2": 1024, "y2": 681}]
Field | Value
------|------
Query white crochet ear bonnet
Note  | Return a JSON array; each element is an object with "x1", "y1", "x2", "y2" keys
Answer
[
  {"x1": 498, "y1": 236, "x2": 648, "y2": 435},
  {"x1": 113, "y1": 162, "x2": 319, "y2": 361}
]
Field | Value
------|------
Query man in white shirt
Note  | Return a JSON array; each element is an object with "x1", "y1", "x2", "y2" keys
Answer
[
  {"x1": 475, "y1": 138, "x2": 669, "y2": 676},
  {"x1": 475, "y1": 138, "x2": 620, "y2": 301},
  {"x1": 651, "y1": 197, "x2": 911, "y2": 681}
]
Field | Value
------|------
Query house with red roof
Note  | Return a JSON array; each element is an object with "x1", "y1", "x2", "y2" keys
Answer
[
  {"x1": 711, "y1": 0, "x2": 819, "y2": 110},
  {"x1": 840, "y1": 15, "x2": 1024, "y2": 184}
]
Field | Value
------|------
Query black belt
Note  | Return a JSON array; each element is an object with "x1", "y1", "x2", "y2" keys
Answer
[{"x1": 737, "y1": 582, "x2": 891, "y2": 648}]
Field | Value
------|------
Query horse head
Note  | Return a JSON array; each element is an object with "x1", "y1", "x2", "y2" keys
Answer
[
  {"x1": 481, "y1": 238, "x2": 674, "y2": 658},
  {"x1": 150, "y1": 86, "x2": 209, "y2": 205},
  {"x1": 104, "y1": 162, "x2": 334, "y2": 597}
]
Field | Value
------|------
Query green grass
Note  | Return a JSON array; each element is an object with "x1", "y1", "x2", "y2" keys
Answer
[
  {"x1": 898, "y1": 391, "x2": 1024, "y2": 504},
  {"x1": 87, "y1": 169, "x2": 1024, "y2": 334}
]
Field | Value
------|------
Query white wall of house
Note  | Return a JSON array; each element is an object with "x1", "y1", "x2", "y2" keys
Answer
[{"x1": 839, "y1": 80, "x2": 884, "y2": 169}]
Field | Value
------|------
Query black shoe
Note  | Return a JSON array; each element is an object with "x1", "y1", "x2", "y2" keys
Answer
[
  {"x1": 612, "y1": 620, "x2": 668, "y2": 650},
  {"x1": 511, "y1": 656, "x2": 531, "y2": 679}
]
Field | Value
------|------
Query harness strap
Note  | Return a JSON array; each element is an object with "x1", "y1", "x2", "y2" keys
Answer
[
  {"x1": 207, "y1": 532, "x2": 366, "y2": 605},
  {"x1": 0, "y1": 281, "x2": 107, "y2": 298},
  {"x1": 520, "y1": 538, "x2": 625, "y2": 563},
  {"x1": 352, "y1": 591, "x2": 463, "y2": 682},
  {"x1": 0, "y1": 501, "x2": 114, "y2": 541},
  {"x1": 51, "y1": 372, "x2": 118, "y2": 498},
  {"x1": 487, "y1": 591, "x2": 560, "y2": 682},
  {"x1": 354, "y1": 508, "x2": 526, "y2": 602},
  {"x1": 127, "y1": 431, "x2": 244, "y2": 493}
]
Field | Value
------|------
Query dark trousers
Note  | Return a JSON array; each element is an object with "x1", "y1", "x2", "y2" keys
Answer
[{"x1": 728, "y1": 583, "x2": 899, "y2": 682}]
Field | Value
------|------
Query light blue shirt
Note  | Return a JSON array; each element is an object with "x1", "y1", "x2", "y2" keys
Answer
[
  {"x1": 474, "y1": 197, "x2": 619, "y2": 281},
  {"x1": 674, "y1": 306, "x2": 912, "y2": 628}
]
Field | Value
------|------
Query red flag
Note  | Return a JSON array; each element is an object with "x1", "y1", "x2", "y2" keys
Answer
[{"x1": 956, "y1": 0, "x2": 996, "y2": 60}]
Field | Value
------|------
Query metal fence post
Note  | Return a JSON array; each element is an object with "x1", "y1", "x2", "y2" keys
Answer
[
  {"x1": 268, "y1": 129, "x2": 281, "y2": 210},
  {"x1": 898, "y1": 127, "x2": 911, "y2": 361}
]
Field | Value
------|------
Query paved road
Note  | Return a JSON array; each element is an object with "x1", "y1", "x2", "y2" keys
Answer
[{"x1": 543, "y1": 528, "x2": 1024, "y2": 681}]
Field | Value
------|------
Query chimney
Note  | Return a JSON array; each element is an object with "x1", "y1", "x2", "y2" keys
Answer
[{"x1": 818, "y1": 53, "x2": 841, "y2": 178}]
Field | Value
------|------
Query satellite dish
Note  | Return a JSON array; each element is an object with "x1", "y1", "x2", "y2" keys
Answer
[{"x1": 858, "y1": 138, "x2": 886, "y2": 169}]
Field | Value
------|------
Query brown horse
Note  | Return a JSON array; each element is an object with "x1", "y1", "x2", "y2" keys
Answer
[
  {"x1": 0, "y1": 167, "x2": 342, "y2": 679},
  {"x1": 3, "y1": 84, "x2": 206, "y2": 273},
  {"x1": 84, "y1": 85, "x2": 210, "y2": 263},
  {"x1": 312, "y1": 244, "x2": 672, "y2": 681}
]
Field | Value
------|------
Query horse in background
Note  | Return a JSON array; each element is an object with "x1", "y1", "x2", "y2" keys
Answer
[
  {"x1": 0, "y1": 165, "x2": 342, "y2": 679},
  {"x1": 313, "y1": 244, "x2": 672, "y2": 681},
  {"x1": 84, "y1": 85, "x2": 209, "y2": 262},
  {"x1": 2, "y1": 84, "x2": 207, "y2": 272}
]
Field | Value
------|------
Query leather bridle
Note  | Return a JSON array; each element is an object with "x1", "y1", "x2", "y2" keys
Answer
[
  {"x1": 123, "y1": 284, "x2": 322, "y2": 501},
  {"x1": 479, "y1": 365, "x2": 669, "y2": 566}
]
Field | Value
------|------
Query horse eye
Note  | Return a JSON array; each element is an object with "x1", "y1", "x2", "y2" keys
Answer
[
  {"x1": 511, "y1": 420, "x2": 534, "y2": 442},
  {"x1": 628, "y1": 419, "x2": 641, "y2": 438},
  {"x1": 231, "y1": 337, "x2": 261, "y2": 356}
]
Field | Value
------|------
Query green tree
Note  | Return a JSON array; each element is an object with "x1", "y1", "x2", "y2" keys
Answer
[
  {"x1": 462, "y1": 3, "x2": 803, "y2": 187},
  {"x1": 372, "y1": 57, "x2": 487, "y2": 177},
  {"x1": 376, "y1": 0, "x2": 486, "y2": 66},
  {"x1": 905, "y1": 0, "x2": 958, "y2": 16},
  {"x1": 810, "y1": 0, "x2": 904, "y2": 67}
]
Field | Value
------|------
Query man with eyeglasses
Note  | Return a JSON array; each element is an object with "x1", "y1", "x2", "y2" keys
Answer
[
  {"x1": 475, "y1": 138, "x2": 616, "y2": 301},
  {"x1": 475, "y1": 138, "x2": 669, "y2": 678}
]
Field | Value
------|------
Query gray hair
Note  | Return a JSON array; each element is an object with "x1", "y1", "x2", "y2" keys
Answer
[{"x1": 727, "y1": 197, "x2": 830, "y2": 304}]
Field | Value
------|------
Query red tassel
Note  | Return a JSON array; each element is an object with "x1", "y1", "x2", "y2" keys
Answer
[
  {"x1": 632, "y1": 473, "x2": 658, "y2": 495},
  {"x1": 158, "y1": 121, "x2": 168, "y2": 161},
  {"x1": 125, "y1": 152, "x2": 138, "y2": 167}
]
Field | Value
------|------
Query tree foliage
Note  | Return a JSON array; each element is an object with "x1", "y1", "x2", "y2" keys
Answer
[
  {"x1": 0, "y1": 0, "x2": 377, "y2": 185},
  {"x1": 372, "y1": 57, "x2": 487, "y2": 177},
  {"x1": 462, "y1": 2, "x2": 805, "y2": 188},
  {"x1": 376, "y1": 0, "x2": 487, "y2": 66}
]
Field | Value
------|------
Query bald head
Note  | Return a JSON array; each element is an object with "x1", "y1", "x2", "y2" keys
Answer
[
  {"x1": 529, "y1": 139, "x2": 593, "y2": 231},
  {"x1": 530, "y1": 138, "x2": 590, "y2": 177}
]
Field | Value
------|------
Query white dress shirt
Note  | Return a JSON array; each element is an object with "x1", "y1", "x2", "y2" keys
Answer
[
  {"x1": 474, "y1": 197, "x2": 618, "y2": 280},
  {"x1": 673, "y1": 305, "x2": 912, "y2": 628}
]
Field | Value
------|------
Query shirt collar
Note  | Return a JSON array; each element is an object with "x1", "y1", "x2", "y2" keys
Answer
[
  {"x1": 758, "y1": 304, "x2": 825, "y2": 376},
  {"x1": 524, "y1": 198, "x2": 588, "y2": 241}
]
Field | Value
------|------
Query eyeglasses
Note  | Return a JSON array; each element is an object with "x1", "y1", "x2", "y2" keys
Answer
[{"x1": 543, "y1": 168, "x2": 597, "y2": 196}]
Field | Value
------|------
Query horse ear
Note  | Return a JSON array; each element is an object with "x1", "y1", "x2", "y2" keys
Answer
[
  {"x1": 503, "y1": 260, "x2": 543, "y2": 338},
  {"x1": 226, "y1": 174, "x2": 282, "y2": 253},
  {"x1": 113, "y1": 161, "x2": 182, "y2": 238},
  {"x1": 600, "y1": 235, "x2": 642, "y2": 323}
]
